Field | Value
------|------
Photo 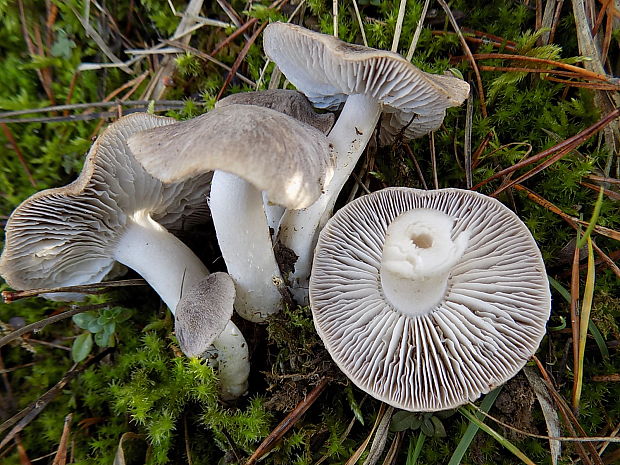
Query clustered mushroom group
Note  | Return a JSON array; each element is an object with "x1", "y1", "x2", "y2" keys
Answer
[{"x1": 0, "y1": 23, "x2": 551, "y2": 410}]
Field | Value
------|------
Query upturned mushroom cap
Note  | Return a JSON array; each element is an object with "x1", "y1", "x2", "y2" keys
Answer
[
  {"x1": 0, "y1": 113, "x2": 211, "y2": 291},
  {"x1": 175, "y1": 272, "x2": 236, "y2": 358},
  {"x1": 216, "y1": 89, "x2": 335, "y2": 134},
  {"x1": 310, "y1": 188, "x2": 550, "y2": 411},
  {"x1": 263, "y1": 22, "x2": 470, "y2": 144},
  {"x1": 128, "y1": 104, "x2": 333, "y2": 210}
]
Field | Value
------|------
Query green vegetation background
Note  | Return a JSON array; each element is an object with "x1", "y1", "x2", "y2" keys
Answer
[{"x1": 0, "y1": 1, "x2": 618, "y2": 464}]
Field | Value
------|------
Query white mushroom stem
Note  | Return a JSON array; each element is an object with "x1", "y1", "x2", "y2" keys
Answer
[
  {"x1": 213, "y1": 321, "x2": 250, "y2": 400},
  {"x1": 210, "y1": 170, "x2": 284, "y2": 322},
  {"x1": 114, "y1": 212, "x2": 209, "y2": 309},
  {"x1": 113, "y1": 212, "x2": 250, "y2": 396},
  {"x1": 262, "y1": 191, "x2": 285, "y2": 239},
  {"x1": 379, "y1": 209, "x2": 469, "y2": 316},
  {"x1": 278, "y1": 94, "x2": 381, "y2": 303}
]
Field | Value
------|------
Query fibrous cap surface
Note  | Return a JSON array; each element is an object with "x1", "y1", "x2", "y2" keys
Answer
[
  {"x1": 129, "y1": 104, "x2": 333, "y2": 210},
  {"x1": 216, "y1": 89, "x2": 335, "y2": 134},
  {"x1": 310, "y1": 187, "x2": 550, "y2": 411},
  {"x1": 175, "y1": 272, "x2": 236, "y2": 357},
  {"x1": 263, "y1": 22, "x2": 470, "y2": 144}
]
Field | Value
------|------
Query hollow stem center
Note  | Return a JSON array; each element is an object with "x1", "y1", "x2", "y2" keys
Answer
[{"x1": 380, "y1": 209, "x2": 468, "y2": 317}]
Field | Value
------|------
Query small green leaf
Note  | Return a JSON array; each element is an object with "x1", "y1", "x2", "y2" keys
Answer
[
  {"x1": 72, "y1": 312, "x2": 96, "y2": 330},
  {"x1": 447, "y1": 68, "x2": 464, "y2": 80},
  {"x1": 390, "y1": 411, "x2": 417, "y2": 432},
  {"x1": 142, "y1": 319, "x2": 167, "y2": 332},
  {"x1": 86, "y1": 319, "x2": 103, "y2": 333},
  {"x1": 95, "y1": 322, "x2": 116, "y2": 347},
  {"x1": 420, "y1": 416, "x2": 435, "y2": 436},
  {"x1": 431, "y1": 416, "x2": 447, "y2": 437},
  {"x1": 50, "y1": 30, "x2": 76, "y2": 59},
  {"x1": 95, "y1": 329, "x2": 114, "y2": 347},
  {"x1": 114, "y1": 308, "x2": 133, "y2": 323},
  {"x1": 72, "y1": 333, "x2": 93, "y2": 363}
]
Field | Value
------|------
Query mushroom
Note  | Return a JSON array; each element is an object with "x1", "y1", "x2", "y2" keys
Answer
[
  {"x1": 263, "y1": 22, "x2": 470, "y2": 302},
  {"x1": 0, "y1": 113, "x2": 250, "y2": 398},
  {"x1": 128, "y1": 104, "x2": 333, "y2": 322},
  {"x1": 216, "y1": 89, "x2": 335, "y2": 134},
  {"x1": 310, "y1": 187, "x2": 551, "y2": 411},
  {"x1": 216, "y1": 89, "x2": 335, "y2": 235},
  {"x1": 175, "y1": 272, "x2": 249, "y2": 399}
]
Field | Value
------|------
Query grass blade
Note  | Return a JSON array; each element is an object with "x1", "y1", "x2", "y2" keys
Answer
[
  {"x1": 573, "y1": 236, "x2": 596, "y2": 410},
  {"x1": 587, "y1": 320, "x2": 609, "y2": 360},
  {"x1": 577, "y1": 187, "x2": 605, "y2": 249},
  {"x1": 405, "y1": 432, "x2": 426, "y2": 465},
  {"x1": 549, "y1": 275, "x2": 608, "y2": 359},
  {"x1": 448, "y1": 387, "x2": 502, "y2": 465},
  {"x1": 458, "y1": 406, "x2": 537, "y2": 465}
]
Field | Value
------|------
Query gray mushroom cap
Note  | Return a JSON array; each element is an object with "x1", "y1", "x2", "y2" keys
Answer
[
  {"x1": 128, "y1": 104, "x2": 334, "y2": 210},
  {"x1": 216, "y1": 89, "x2": 335, "y2": 134},
  {"x1": 310, "y1": 188, "x2": 551, "y2": 411},
  {"x1": 175, "y1": 272, "x2": 236, "y2": 358},
  {"x1": 0, "y1": 113, "x2": 211, "y2": 291},
  {"x1": 263, "y1": 22, "x2": 470, "y2": 145}
]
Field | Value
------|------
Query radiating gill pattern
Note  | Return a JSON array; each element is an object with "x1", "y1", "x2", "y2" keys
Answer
[
  {"x1": 0, "y1": 113, "x2": 211, "y2": 291},
  {"x1": 263, "y1": 23, "x2": 470, "y2": 143},
  {"x1": 310, "y1": 188, "x2": 550, "y2": 411}
]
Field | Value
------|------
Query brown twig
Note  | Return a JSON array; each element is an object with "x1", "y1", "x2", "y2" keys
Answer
[
  {"x1": 532, "y1": 356, "x2": 602, "y2": 465},
  {"x1": 101, "y1": 71, "x2": 149, "y2": 102},
  {"x1": 477, "y1": 64, "x2": 620, "y2": 87},
  {"x1": 591, "y1": 242, "x2": 620, "y2": 279},
  {"x1": 402, "y1": 144, "x2": 428, "y2": 189},
  {"x1": 0, "y1": 349, "x2": 113, "y2": 450},
  {"x1": 2, "y1": 279, "x2": 147, "y2": 303},
  {"x1": 45, "y1": 2, "x2": 58, "y2": 51},
  {"x1": 245, "y1": 378, "x2": 329, "y2": 465},
  {"x1": 570, "y1": 240, "x2": 581, "y2": 411},
  {"x1": 472, "y1": 108, "x2": 620, "y2": 191},
  {"x1": 490, "y1": 143, "x2": 574, "y2": 196},
  {"x1": 0, "y1": 123, "x2": 37, "y2": 187},
  {"x1": 436, "y1": 0, "x2": 487, "y2": 117},
  {"x1": 541, "y1": 76, "x2": 620, "y2": 90},
  {"x1": 429, "y1": 132, "x2": 439, "y2": 189},
  {"x1": 32, "y1": 21, "x2": 56, "y2": 105},
  {"x1": 163, "y1": 40, "x2": 255, "y2": 86},
  {"x1": 0, "y1": 303, "x2": 110, "y2": 350},
  {"x1": 513, "y1": 184, "x2": 620, "y2": 241},
  {"x1": 51, "y1": 414, "x2": 73, "y2": 465},
  {"x1": 468, "y1": 401, "x2": 620, "y2": 442},
  {"x1": 600, "y1": 8, "x2": 613, "y2": 65},
  {"x1": 63, "y1": 72, "x2": 81, "y2": 116},
  {"x1": 592, "y1": 374, "x2": 620, "y2": 382},
  {"x1": 464, "y1": 53, "x2": 618, "y2": 82},
  {"x1": 592, "y1": 0, "x2": 614, "y2": 36},
  {"x1": 216, "y1": 23, "x2": 267, "y2": 100},
  {"x1": 431, "y1": 30, "x2": 518, "y2": 51},
  {"x1": 586, "y1": 175, "x2": 620, "y2": 184},
  {"x1": 579, "y1": 181, "x2": 620, "y2": 201},
  {"x1": 209, "y1": 0, "x2": 288, "y2": 59},
  {"x1": 471, "y1": 130, "x2": 494, "y2": 169},
  {"x1": 464, "y1": 91, "x2": 474, "y2": 188},
  {"x1": 548, "y1": 0, "x2": 565, "y2": 44},
  {"x1": 209, "y1": 19, "x2": 258, "y2": 57},
  {"x1": 0, "y1": 104, "x2": 189, "y2": 124}
]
